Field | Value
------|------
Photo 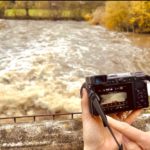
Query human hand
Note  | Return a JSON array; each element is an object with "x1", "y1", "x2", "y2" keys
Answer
[
  {"x1": 107, "y1": 114, "x2": 150, "y2": 150},
  {"x1": 81, "y1": 88, "x2": 150, "y2": 150}
]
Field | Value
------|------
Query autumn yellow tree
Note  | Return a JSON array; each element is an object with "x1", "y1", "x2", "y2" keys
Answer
[
  {"x1": 129, "y1": 1, "x2": 150, "y2": 33},
  {"x1": 103, "y1": 1, "x2": 130, "y2": 31},
  {"x1": 101, "y1": 1, "x2": 150, "y2": 33}
]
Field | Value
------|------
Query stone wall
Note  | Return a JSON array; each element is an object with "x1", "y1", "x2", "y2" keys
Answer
[
  {"x1": 0, "y1": 119, "x2": 83, "y2": 150},
  {"x1": 0, "y1": 115, "x2": 149, "y2": 149}
]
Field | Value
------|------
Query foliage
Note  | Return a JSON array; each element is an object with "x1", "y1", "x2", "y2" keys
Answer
[
  {"x1": 0, "y1": 1, "x2": 12, "y2": 9},
  {"x1": 33, "y1": 1, "x2": 51, "y2": 9},
  {"x1": 4, "y1": 9, "x2": 26, "y2": 18},
  {"x1": 3, "y1": 7, "x2": 85, "y2": 20},
  {"x1": 90, "y1": 7, "x2": 105, "y2": 25},
  {"x1": 29, "y1": 9, "x2": 51, "y2": 19},
  {"x1": 103, "y1": 2, "x2": 130, "y2": 31},
  {"x1": 0, "y1": 1, "x2": 104, "y2": 20},
  {"x1": 28, "y1": 9, "x2": 84, "y2": 20},
  {"x1": 82, "y1": 13, "x2": 92, "y2": 21},
  {"x1": 101, "y1": 1, "x2": 150, "y2": 33},
  {"x1": 61, "y1": 10, "x2": 72, "y2": 19},
  {"x1": 129, "y1": 1, "x2": 150, "y2": 33},
  {"x1": 0, "y1": 1, "x2": 13, "y2": 16}
]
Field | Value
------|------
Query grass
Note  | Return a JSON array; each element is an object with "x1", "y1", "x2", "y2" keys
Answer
[
  {"x1": 4, "y1": 9, "x2": 26, "y2": 18},
  {"x1": 61, "y1": 10, "x2": 71, "y2": 18},
  {"x1": 29, "y1": 9, "x2": 51, "y2": 19},
  {"x1": 4, "y1": 8, "x2": 87, "y2": 20}
]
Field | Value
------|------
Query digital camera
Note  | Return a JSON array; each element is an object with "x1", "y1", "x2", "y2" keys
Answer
[{"x1": 85, "y1": 72, "x2": 150, "y2": 114}]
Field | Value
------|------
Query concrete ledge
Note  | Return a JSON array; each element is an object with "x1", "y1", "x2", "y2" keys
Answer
[
  {"x1": 0, "y1": 114, "x2": 149, "y2": 149},
  {"x1": 0, "y1": 119, "x2": 83, "y2": 150}
]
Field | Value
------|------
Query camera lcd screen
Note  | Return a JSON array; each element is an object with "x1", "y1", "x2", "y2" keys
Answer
[{"x1": 101, "y1": 92, "x2": 127, "y2": 105}]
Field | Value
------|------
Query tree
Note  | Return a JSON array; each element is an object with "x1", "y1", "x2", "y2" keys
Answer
[
  {"x1": 0, "y1": 1, "x2": 12, "y2": 16},
  {"x1": 13, "y1": 1, "x2": 34, "y2": 17},
  {"x1": 33, "y1": 1, "x2": 51, "y2": 9},
  {"x1": 103, "y1": 1, "x2": 130, "y2": 31},
  {"x1": 102, "y1": 1, "x2": 150, "y2": 33},
  {"x1": 129, "y1": 1, "x2": 150, "y2": 33}
]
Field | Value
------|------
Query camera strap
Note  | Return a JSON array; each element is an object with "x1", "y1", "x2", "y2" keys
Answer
[{"x1": 88, "y1": 90, "x2": 123, "y2": 150}]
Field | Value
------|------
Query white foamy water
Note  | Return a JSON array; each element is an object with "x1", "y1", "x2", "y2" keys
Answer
[{"x1": 0, "y1": 20, "x2": 150, "y2": 116}]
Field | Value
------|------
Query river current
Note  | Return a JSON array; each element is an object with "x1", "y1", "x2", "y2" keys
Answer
[{"x1": 0, "y1": 20, "x2": 150, "y2": 117}]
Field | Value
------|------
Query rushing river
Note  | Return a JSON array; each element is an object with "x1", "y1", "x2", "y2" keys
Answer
[{"x1": 0, "y1": 20, "x2": 150, "y2": 117}]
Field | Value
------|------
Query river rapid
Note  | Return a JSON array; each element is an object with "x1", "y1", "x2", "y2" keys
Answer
[{"x1": 0, "y1": 20, "x2": 150, "y2": 117}]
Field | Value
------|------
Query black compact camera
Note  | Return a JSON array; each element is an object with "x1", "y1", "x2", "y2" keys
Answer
[{"x1": 84, "y1": 72, "x2": 150, "y2": 115}]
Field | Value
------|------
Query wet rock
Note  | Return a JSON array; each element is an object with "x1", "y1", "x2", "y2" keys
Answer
[{"x1": 132, "y1": 114, "x2": 150, "y2": 132}]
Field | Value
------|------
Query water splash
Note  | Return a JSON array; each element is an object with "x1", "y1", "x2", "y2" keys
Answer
[{"x1": 0, "y1": 20, "x2": 149, "y2": 116}]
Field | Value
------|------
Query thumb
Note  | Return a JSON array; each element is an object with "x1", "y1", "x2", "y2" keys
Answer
[{"x1": 81, "y1": 88, "x2": 91, "y2": 117}]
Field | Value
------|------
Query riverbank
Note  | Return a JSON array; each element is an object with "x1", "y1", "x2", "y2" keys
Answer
[
  {"x1": 90, "y1": 1, "x2": 150, "y2": 33},
  {"x1": 1, "y1": 1, "x2": 150, "y2": 33},
  {"x1": 3, "y1": 9, "x2": 88, "y2": 20}
]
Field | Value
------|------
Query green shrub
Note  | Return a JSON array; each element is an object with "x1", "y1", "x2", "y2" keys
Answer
[
  {"x1": 29, "y1": 9, "x2": 50, "y2": 18},
  {"x1": 4, "y1": 9, "x2": 15, "y2": 17},
  {"x1": 4, "y1": 9, "x2": 26, "y2": 17},
  {"x1": 61, "y1": 10, "x2": 71, "y2": 18}
]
